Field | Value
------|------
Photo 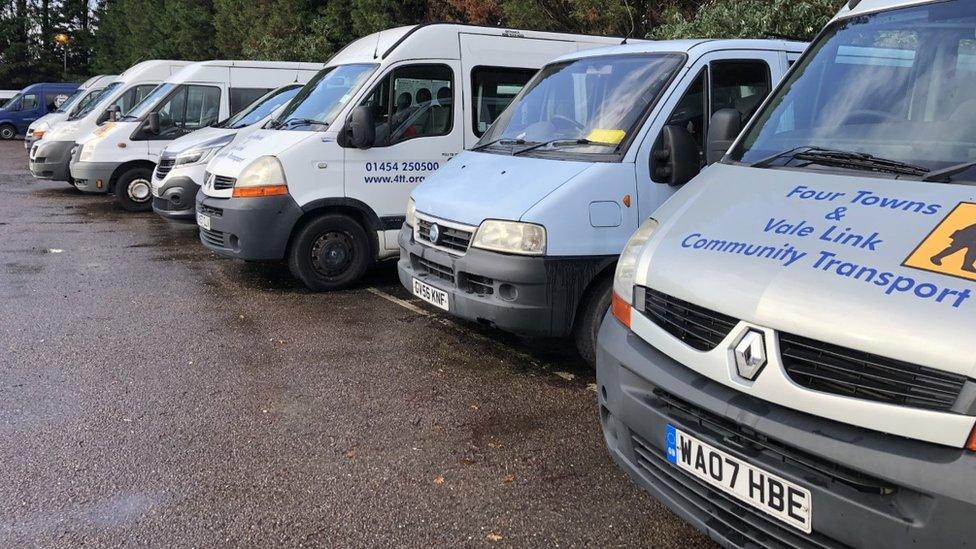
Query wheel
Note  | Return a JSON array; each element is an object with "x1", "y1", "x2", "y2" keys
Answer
[
  {"x1": 114, "y1": 167, "x2": 154, "y2": 212},
  {"x1": 573, "y1": 275, "x2": 613, "y2": 368},
  {"x1": 288, "y1": 214, "x2": 372, "y2": 291},
  {"x1": 0, "y1": 124, "x2": 16, "y2": 140}
]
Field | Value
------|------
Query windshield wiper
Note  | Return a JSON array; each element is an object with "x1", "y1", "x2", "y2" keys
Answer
[
  {"x1": 282, "y1": 118, "x2": 328, "y2": 129},
  {"x1": 471, "y1": 138, "x2": 525, "y2": 152},
  {"x1": 750, "y1": 146, "x2": 929, "y2": 176},
  {"x1": 921, "y1": 161, "x2": 976, "y2": 182},
  {"x1": 512, "y1": 138, "x2": 619, "y2": 156}
]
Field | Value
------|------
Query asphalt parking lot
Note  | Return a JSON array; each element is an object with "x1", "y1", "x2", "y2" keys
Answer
[{"x1": 0, "y1": 141, "x2": 709, "y2": 547}]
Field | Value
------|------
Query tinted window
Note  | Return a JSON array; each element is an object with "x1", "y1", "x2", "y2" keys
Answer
[
  {"x1": 470, "y1": 66, "x2": 537, "y2": 136},
  {"x1": 230, "y1": 88, "x2": 273, "y2": 116}
]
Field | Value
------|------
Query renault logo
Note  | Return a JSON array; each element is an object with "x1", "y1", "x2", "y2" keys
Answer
[
  {"x1": 428, "y1": 223, "x2": 441, "y2": 244},
  {"x1": 734, "y1": 330, "x2": 767, "y2": 381}
]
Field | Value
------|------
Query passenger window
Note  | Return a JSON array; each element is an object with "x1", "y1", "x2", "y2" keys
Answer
[
  {"x1": 470, "y1": 66, "x2": 537, "y2": 136},
  {"x1": 710, "y1": 60, "x2": 770, "y2": 120},
  {"x1": 22, "y1": 93, "x2": 39, "y2": 110},
  {"x1": 664, "y1": 69, "x2": 707, "y2": 155},
  {"x1": 230, "y1": 88, "x2": 273, "y2": 116},
  {"x1": 183, "y1": 86, "x2": 222, "y2": 130},
  {"x1": 360, "y1": 64, "x2": 454, "y2": 146}
]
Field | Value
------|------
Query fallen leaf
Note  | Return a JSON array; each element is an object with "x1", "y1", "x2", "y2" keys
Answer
[
  {"x1": 587, "y1": 383, "x2": 598, "y2": 393},
  {"x1": 555, "y1": 371, "x2": 575, "y2": 381},
  {"x1": 344, "y1": 449, "x2": 357, "y2": 460},
  {"x1": 501, "y1": 474, "x2": 515, "y2": 484},
  {"x1": 433, "y1": 475, "x2": 445, "y2": 485},
  {"x1": 486, "y1": 533, "x2": 503, "y2": 542}
]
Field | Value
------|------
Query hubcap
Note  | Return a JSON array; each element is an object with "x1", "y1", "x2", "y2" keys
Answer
[
  {"x1": 310, "y1": 231, "x2": 354, "y2": 278},
  {"x1": 1, "y1": 127, "x2": 13, "y2": 139},
  {"x1": 128, "y1": 178, "x2": 151, "y2": 202}
]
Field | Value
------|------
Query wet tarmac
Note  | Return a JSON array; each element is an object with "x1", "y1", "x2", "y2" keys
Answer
[{"x1": 0, "y1": 142, "x2": 710, "y2": 547}]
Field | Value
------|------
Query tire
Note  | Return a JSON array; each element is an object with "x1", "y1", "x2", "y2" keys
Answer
[
  {"x1": 0, "y1": 124, "x2": 16, "y2": 140},
  {"x1": 288, "y1": 213, "x2": 372, "y2": 292},
  {"x1": 573, "y1": 275, "x2": 613, "y2": 368},
  {"x1": 114, "y1": 167, "x2": 154, "y2": 212}
]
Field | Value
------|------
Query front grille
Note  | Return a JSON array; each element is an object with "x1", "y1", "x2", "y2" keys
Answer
[
  {"x1": 779, "y1": 333, "x2": 968, "y2": 413},
  {"x1": 197, "y1": 204, "x2": 223, "y2": 217},
  {"x1": 213, "y1": 175, "x2": 236, "y2": 190},
  {"x1": 639, "y1": 288, "x2": 738, "y2": 351},
  {"x1": 463, "y1": 274, "x2": 494, "y2": 295},
  {"x1": 417, "y1": 218, "x2": 472, "y2": 254},
  {"x1": 155, "y1": 157, "x2": 175, "y2": 179},
  {"x1": 632, "y1": 435, "x2": 849, "y2": 549},
  {"x1": 413, "y1": 255, "x2": 454, "y2": 283},
  {"x1": 200, "y1": 227, "x2": 228, "y2": 249}
]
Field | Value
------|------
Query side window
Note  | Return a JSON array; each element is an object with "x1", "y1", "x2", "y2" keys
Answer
[
  {"x1": 183, "y1": 86, "x2": 222, "y2": 130},
  {"x1": 360, "y1": 64, "x2": 454, "y2": 146},
  {"x1": 22, "y1": 93, "x2": 39, "y2": 110},
  {"x1": 230, "y1": 88, "x2": 272, "y2": 115},
  {"x1": 664, "y1": 69, "x2": 707, "y2": 155},
  {"x1": 710, "y1": 60, "x2": 771, "y2": 120},
  {"x1": 470, "y1": 66, "x2": 537, "y2": 136},
  {"x1": 154, "y1": 86, "x2": 188, "y2": 138}
]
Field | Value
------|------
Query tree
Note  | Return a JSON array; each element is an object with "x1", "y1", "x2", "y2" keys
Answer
[{"x1": 651, "y1": 0, "x2": 843, "y2": 41}]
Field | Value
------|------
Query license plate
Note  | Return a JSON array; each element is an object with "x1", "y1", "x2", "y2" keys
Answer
[
  {"x1": 666, "y1": 425, "x2": 812, "y2": 533},
  {"x1": 412, "y1": 278, "x2": 449, "y2": 311},
  {"x1": 197, "y1": 212, "x2": 211, "y2": 230}
]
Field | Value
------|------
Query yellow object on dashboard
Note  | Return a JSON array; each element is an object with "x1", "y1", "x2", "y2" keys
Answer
[{"x1": 586, "y1": 129, "x2": 626, "y2": 144}]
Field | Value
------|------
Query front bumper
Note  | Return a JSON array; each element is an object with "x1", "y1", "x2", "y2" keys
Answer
[
  {"x1": 28, "y1": 140, "x2": 74, "y2": 181},
  {"x1": 195, "y1": 190, "x2": 303, "y2": 260},
  {"x1": 397, "y1": 224, "x2": 611, "y2": 337},
  {"x1": 597, "y1": 316, "x2": 976, "y2": 548},
  {"x1": 153, "y1": 175, "x2": 199, "y2": 221},
  {"x1": 70, "y1": 158, "x2": 117, "y2": 194}
]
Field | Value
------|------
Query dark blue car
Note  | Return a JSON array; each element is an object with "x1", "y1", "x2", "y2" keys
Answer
[{"x1": 0, "y1": 82, "x2": 80, "y2": 139}]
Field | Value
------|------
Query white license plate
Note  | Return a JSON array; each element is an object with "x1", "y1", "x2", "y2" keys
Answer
[
  {"x1": 412, "y1": 278, "x2": 449, "y2": 311},
  {"x1": 197, "y1": 212, "x2": 211, "y2": 230},
  {"x1": 666, "y1": 425, "x2": 812, "y2": 533}
]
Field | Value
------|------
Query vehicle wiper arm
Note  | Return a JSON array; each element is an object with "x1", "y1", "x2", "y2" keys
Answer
[
  {"x1": 471, "y1": 138, "x2": 524, "y2": 152},
  {"x1": 794, "y1": 150, "x2": 929, "y2": 176},
  {"x1": 921, "y1": 161, "x2": 976, "y2": 182},
  {"x1": 283, "y1": 118, "x2": 328, "y2": 129},
  {"x1": 512, "y1": 138, "x2": 618, "y2": 156}
]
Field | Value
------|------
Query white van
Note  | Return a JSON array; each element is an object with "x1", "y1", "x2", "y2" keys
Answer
[
  {"x1": 152, "y1": 84, "x2": 309, "y2": 221},
  {"x1": 600, "y1": 0, "x2": 976, "y2": 546},
  {"x1": 197, "y1": 24, "x2": 628, "y2": 291},
  {"x1": 25, "y1": 74, "x2": 116, "y2": 150},
  {"x1": 70, "y1": 60, "x2": 322, "y2": 211},
  {"x1": 29, "y1": 60, "x2": 190, "y2": 183}
]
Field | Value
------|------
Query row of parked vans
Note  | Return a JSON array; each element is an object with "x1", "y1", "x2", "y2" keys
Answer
[{"x1": 23, "y1": 0, "x2": 976, "y2": 545}]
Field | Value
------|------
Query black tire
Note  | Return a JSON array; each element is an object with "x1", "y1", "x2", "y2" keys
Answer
[
  {"x1": 573, "y1": 275, "x2": 613, "y2": 368},
  {"x1": 0, "y1": 124, "x2": 16, "y2": 140},
  {"x1": 114, "y1": 167, "x2": 154, "y2": 212},
  {"x1": 288, "y1": 213, "x2": 372, "y2": 291}
]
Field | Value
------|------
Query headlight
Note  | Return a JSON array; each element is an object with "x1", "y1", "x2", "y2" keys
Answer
[
  {"x1": 174, "y1": 145, "x2": 223, "y2": 167},
  {"x1": 92, "y1": 122, "x2": 115, "y2": 137},
  {"x1": 405, "y1": 198, "x2": 416, "y2": 227},
  {"x1": 612, "y1": 218, "x2": 659, "y2": 328},
  {"x1": 471, "y1": 219, "x2": 546, "y2": 255},
  {"x1": 233, "y1": 155, "x2": 288, "y2": 198},
  {"x1": 79, "y1": 143, "x2": 94, "y2": 162}
]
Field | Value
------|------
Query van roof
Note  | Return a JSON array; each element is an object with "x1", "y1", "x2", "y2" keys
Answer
[
  {"x1": 119, "y1": 60, "x2": 191, "y2": 81},
  {"x1": 163, "y1": 60, "x2": 324, "y2": 84},
  {"x1": 548, "y1": 38, "x2": 807, "y2": 64},
  {"x1": 80, "y1": 74, "x2": 117, "y2": 89},
  {"x1": 19, "y1": 82, "x2": 79, "y2": 92},
  {"x1": 329, "y1": 23, "x2": 628, "y2": 66},
  {"x1": 831, "y1": 0, "x2": 936, "y2": 22}
]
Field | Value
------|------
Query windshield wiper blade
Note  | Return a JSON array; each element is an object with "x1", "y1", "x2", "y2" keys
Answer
[
  {"x1": 283, "y1": 118, "x2": 328, "y2": 129},
  {"x1": 921, "y1": 161, "x2": 976, "y2": 182},
  {"x1": 512, "y1": 138, "x2": 618, "y2": 156},
  {"x1": 471, "y1": 138, "x2": 524, "y2": 152},
  {"x1": 794, "y1": 150, "x2": 929, "y2": 176}
]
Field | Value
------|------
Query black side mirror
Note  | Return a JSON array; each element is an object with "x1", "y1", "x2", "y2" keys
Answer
[
  {"x1": 147, "y1": 111, "x2": 160, "y2": 135},
  {"x1": 652, "y1": 125, "x2": 701, "y2": 186},
  {"x1": 108, "y1": 105, "x2": 121, "y2": 121},
  {"x1": 705, "y1": 108, "x2": 743, "y2": 165},
  {"x1": 343, "y1": 105, "x2": 375, "y2": 150}
]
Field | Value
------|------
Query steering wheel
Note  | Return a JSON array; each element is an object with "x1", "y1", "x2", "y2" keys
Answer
[
  {"x1": 840, "y1": 109, "x2": 902, "y2": 125},
  {"x1": 551, "y1": 115, "x2": 585, "y2": 132}
]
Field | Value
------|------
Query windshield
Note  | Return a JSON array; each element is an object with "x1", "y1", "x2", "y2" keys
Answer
[
  {"x1": 70, "y1": 81, "x2": 122, "y2": 120},
  {"x1": 475, "y1": 54, "x2": 685, "y2": 157},
  {"x1": 732, "y1": 1, "x2": 976, "y2": 180},
  {"x1": 124, "y1": 82, "x2": 175, "y2": 120},
  {"x1": 224, "y1": 85, "x2": 301, "y2": 129},
  {"x1": 55, "y1": 90, "x2": 83, "y2": 113},
  {"x1": 275, "y1": 63, "x2": 376, "y2": 130},
  {"x1": 2, "y1": 94, "x2": 21, "y2": 110}
]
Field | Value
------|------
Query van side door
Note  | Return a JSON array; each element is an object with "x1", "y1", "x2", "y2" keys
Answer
[
  {"x1": 19, "y1": 92, "x2": 41, "y2": 127},
  {"x1": 342, "y1": 60, "x2": 462, "y2": 242},
  {"x1": 635, "y1": 49, "x2": 780, "y2": 221}
]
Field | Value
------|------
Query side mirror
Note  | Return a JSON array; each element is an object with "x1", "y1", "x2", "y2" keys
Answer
[
  {"x1": 147, "y1": 111, "x2": 160, "y2": 135},
  {"x1": 343, "y1": 105, "x2": 375, "y2": 150},
  {"x1": 108, "y1": 105, "x2": 121, "y2": 122},
  {"x1": 652, "y1": 125, "x2": 701, "y2": 186},
  {"x1": 705, "y1": 108, "x2": 743, "y2": 165}
]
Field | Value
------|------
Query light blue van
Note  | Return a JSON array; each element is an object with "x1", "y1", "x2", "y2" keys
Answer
[{"x1": 398, "y1": 39, "x2": 804, "y2": 364}]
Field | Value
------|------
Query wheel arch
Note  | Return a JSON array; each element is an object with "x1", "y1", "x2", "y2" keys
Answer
[
  {"x1": 288, "y1": 197, "x2": 383, "y2": 260},
  {"x1": 570, "y1": 259, "x2": 618, "y2": 330},
  {"x1": 109, "y1": 159, "x2": 156, "y2": 192}
]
